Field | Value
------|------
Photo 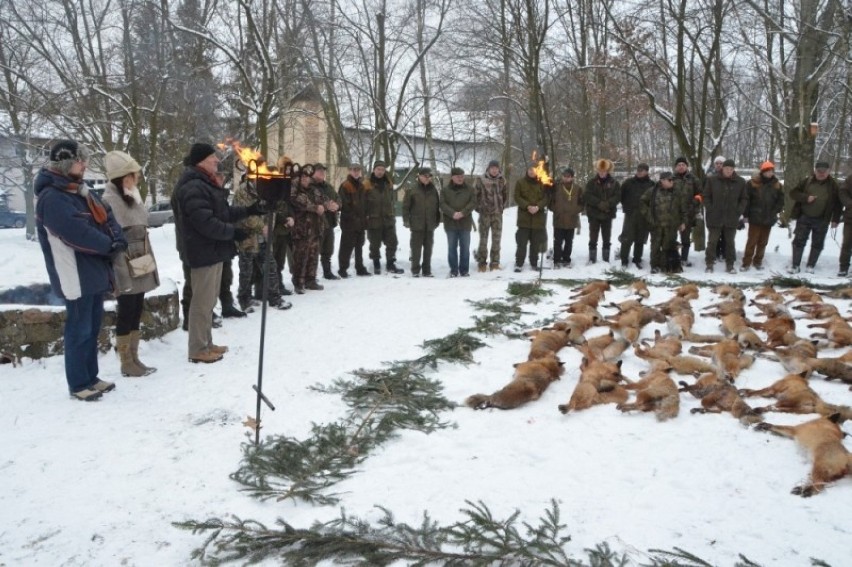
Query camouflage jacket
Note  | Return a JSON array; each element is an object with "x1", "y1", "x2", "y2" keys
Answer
[
  {"x1": 473, "y1": 172, "x2": 508, "y2": 216},
  {"x1": 641, "y1": 183, "x2": 687, "y2": 229},
  {"x1": 290, "y1": 182, "x2": 327, "y2": 240}
]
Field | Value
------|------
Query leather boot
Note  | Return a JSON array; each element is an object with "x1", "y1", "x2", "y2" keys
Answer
[
  {"x1": 602, "y1": 247, "x2": 610, "y2": 263},
  {"x1": 791, "y1": 245, "x2": 804, "y2": 271},
  {"x1": 221, "y1": 301, "x2": 247, "y2": 318},
  {"x1": 322, "y1": 259, "x2": 339, "y2": 280},
  {"x1": 373, "y1": 259, "x2": 382, "y2": 275},
  {"x1": 129, "y1": 330, "x2": 157, "y2": 375},
  {"x1": 116, "y1": 334, "x2": 146, "y2": 377},
  {"x1": 587, "y1": 249, "x2": 597, "y2": 264}
]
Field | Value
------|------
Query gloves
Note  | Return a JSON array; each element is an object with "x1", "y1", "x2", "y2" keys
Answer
[
  {"x1": 233, "y1": 228, "x2": 250, "y2": 241},
  {"x1": 108, "y1": 240, "x2": 127, "y2": 261},
  {"x1": 246, "y1": 201, "x2": 266, "y2": 216}
]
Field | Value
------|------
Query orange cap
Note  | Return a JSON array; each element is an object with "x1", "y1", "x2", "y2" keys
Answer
[{"x1": 760, "y1": 161, "x2": 775, "y2": 172}]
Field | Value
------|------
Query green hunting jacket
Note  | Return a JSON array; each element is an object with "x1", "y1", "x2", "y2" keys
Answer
[
  {"x1": 440, "y1": 181, "x2": 476, "y2": 231},
  {"x1": 514, "y1": 175, "x2": 549, "y2": 229},
  {"x1": 403, "y1": 181, "x2": 441, "y2": 231}
]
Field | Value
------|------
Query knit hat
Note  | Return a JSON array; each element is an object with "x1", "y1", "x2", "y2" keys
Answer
[
  {"x1": 49, "y1": 139, "x2": 88, "y2": 175},
  {"x1": 373, "y1": 160, "x2": 386, "y2": 169},
  {"x1": 723, "y1": 159, "x2": 736, "y2": 168},
  {"x1": 713, "y1": 155, "x2": 726, "y2": 164},
  {"x1": 487, "y1": 159, "x2": 500, "y2": 169},
  {"x1": 659, "y1": 171, "x2": 673, "y2": 181},
  {"x1": 759, "y1": 161, "x2": 775, "y2": 172},
  {"x1": 313, "y1": 162, "x2": 327, "y2": 171},
  {"x1": 183, "y1": 143, "x2": 216, "y2": 167},
  {"x1": 104, "y1": 151, "x2": 141, "y2": 180},
  {"x1": 594, "y1": 158, "x2": 614, "y2": 172},
  {"x1": 450, "y1": 167, "x2": 465, "y2": 176},
  {"x1": 561, "y1": 167, "x2": 575, "y2": 176},
  {"x1": 815, "y1": 161, "x2": 830, "y2": 171},
  {"x1": 418, "y1": 166, "x2": 432, "y2": 176},
  {"x1": 674, "y1": 156, "x2": 688, "y2": 166},
  {"x1": 348, "y1": 163, "x2": 362, "y2": 171},
  {"x1": 637, "y1": 162, "x2": 650, "y2": 171}
]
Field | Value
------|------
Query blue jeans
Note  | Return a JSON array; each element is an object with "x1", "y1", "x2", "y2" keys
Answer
[
  {"x1": 446, "y1": 229, "x2": 471, "y2": 275},
  {"x1": 64, "y1": 293, "x2": 104, "y2": 393}
]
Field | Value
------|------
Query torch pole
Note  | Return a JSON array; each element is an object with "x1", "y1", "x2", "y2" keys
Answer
[{"x1": 253, "y1": 209, "x2": 276, "y2": 446}]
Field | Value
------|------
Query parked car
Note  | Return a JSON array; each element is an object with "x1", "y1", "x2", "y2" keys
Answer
[
  {"x1": 0, "y1": 208, "x2": 26, "y2": 228},
  {"x1": 147, "y1": 202, "x2": 174, "y2": 228}
]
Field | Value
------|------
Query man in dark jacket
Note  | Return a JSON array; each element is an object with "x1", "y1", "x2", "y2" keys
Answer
[
  {"x1": 838, "y1": 175, "x2": 852, "y2": 276},
  {"x1": 514, "y1": 162, "x2": 549, "y2": 271},
  {"x1": 311, "y1": 163, "x2": 341, "y2": 280},
  {"x1": 36, "y1": 139, "x2": 127, "y2": 401},
  {"x1": 618, "y1": 163, "x2": 654, "y2": 269},
  {"x1": 672, "y1": 156, "x2": 700, "y2": 266},
  {"x1": 549, "y1": 167, "x2": 583, "y2": 268},
  {"x1": 173, "y1": 143, "x2": 261, "y2": 363},
  {"x1": 337, "y1": 163, "x2": 370, "y2": 278},
  {"x1": 741, "y1": 161, "x2": 784, "y2": 271},
  {"x1": 702, "y1": 159, "x2": 748, "y2": 273},
  {"x1": 641, "y1": 172, "x2": 687, "y2": 274},
  {"x1": 788, "y1": 161, "x2": 842, "y2": 273},
  {"x1": 364, "y1": 160, "x2": 403, "y2": 274},
  {"x1": 583, "y1": 158, "x2": 619, "y2": 263},
  {"x1": 441, "y1": 167, "x2": 476, "y2": 277},
  {"x1": 403, "y1": 167, "x2": 441, "y2": 277}
]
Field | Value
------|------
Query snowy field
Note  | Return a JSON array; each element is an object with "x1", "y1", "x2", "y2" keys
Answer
[{"x1": 1, "y1": 207, "x2": 851, "y2": 566}]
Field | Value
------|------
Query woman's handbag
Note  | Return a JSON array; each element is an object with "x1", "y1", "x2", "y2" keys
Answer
[{"x1": 127, "y1": 237, "x2": 157, "y2": 277}]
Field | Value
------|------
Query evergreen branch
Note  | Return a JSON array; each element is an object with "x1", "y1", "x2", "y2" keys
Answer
[
  {"x1": 508, "y1": 281, "x2": 555, "y2": 302},
  {"x1": 418, "y1": 329, "x2": 488, "y2": 367}
]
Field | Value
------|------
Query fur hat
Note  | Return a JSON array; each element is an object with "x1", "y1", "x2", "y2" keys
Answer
[
  {"x1": 49, "y1": 139, "x2": 88, "y2": 175},
  {"x1": 594, "y1": 158, "x2": 614, "y2": 173},
  {"x1": 277, "y1": 155, "x2": 293, "y2": 169},
  {"x1": 104, "y1": 151, "x2": 141, "y2": 181},
  {"x1": 183, "y1": 143, "x2": 216, "y2": 167},
  {"x1": 659, "y1": 171, "x2": 673, "y2": 181},
  {"x1": 348, "y1": 163, "x2": 362, "y2": 171},
  {"x1": 418, "y1": 166, "x2": 432, "y2": 176},
  {"x1": 759, "y1": 160, "x2": 775, "y2": 172},
  {"x1": 561, "y1": 167, "x2": 575, "y2": 176},
  {"x1": 723, "y1": 159, "x2": 736, "y2": 168},
  {"x1": 637, "y1": 162, "x2": 650, "y2": 171},
  {"x1": 450, "y1": 166, "x2": 465, "y2": 176},
  {"x1": 713, "y1": 155, "x2": 726, "y2": 164},
  {"x1": 674, "y1": 156, "x2": 688, "y2": 166}
]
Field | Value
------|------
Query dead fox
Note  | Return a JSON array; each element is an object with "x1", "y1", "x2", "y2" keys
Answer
[
  {"x1": 558, "y1": 358, "x2": 628, "y2": 413},
  {"x1": 563, "y1": 303, "x2": 604, "y2": 318},
  {"x1": 578, "y1": 333, "x2": 630, "y2": 363},
  {"x1": 680, "y1": 373, "x2": 762, "y2": 425},
  {"x1": 755, "y1": 414, "x2": 852, "y2": 497},
  {"x1": 689, "y1": 339, "x2": 755, "y2": 379},
  {"x1": 784, "y1": 287, "x2": 824, "y2": 304},
  {"x1": 712, "y1": 284, "x2": 745, "y2": 303},
  {"x1": 717, "y1": 314, "x2": 766, "y2": 349},
  {"x1": 526, "y1": 327, "x2": 571, "y2": 360},
  {"x1": 555, "y1": 313, "x2": 602, "y2": 344},
  {"x1": 617, "y1": 370, "x2": 680, "y2": 421},
  {"x1": 804, "y1": 357, "x2": 852, "y2": 388},
  {"x1": 605, "y1": 306, "x2": 666, "y2": 343},
  {"x1": 754, "y1": 285, "x2": 785, "y2": 304},
  {"x1": 808, "y1": 316, "x2": 852, "y2": 347},
  {"x1": 570, "y1": 280, "x2": 610, "y2": 297},
  {"x1": 635, "y1": 330, "x2": 682, "y2": 359},
  {"x1": 826, "y1": 287, "x2": 852, "y2": 299},
  {"x1": 673, "y1": 283, "x2": 700, "y2": 300},
  {"x1": 701, "y1": 300, "x2": 745, "y2": 318},
  {"x1": 656, "y1": 296, "x2": 694, "y2": 317},
  {"x1": 628, "y1": 280, "x2": 650, "y2": 299},
  {"x1": 794, "y1": 302, "x2": 841, "y2": 320},
  {"x1": 466, "y1": 354, "x2": 565, "y2": 410},
  {"x1": 739, "y1": 372, "x2": 852, "y2": 420}
]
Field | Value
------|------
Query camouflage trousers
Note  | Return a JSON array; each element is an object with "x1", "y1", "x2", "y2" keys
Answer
[
  {"x1": 476, "y1": 212, "x2": 503, "y2": 266},
  {"x1": 649, "y1": 225, "x2": 679, "y2": 271},
  {"x1": 292, "y1": 235, "x2": 321, "y2": 289},
  {"x1": 237, "y1": 246, "x2": 280, "y2": 305}
]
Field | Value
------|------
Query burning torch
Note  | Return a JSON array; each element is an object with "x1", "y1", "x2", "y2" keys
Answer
[{"x1": 531, "y1": 152, "x2": 553, "y2": 282}]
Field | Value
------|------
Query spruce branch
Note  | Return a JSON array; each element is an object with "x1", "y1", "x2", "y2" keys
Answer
[{"x1": 507, "y1": 281, "x2": 554, "y2": 302}]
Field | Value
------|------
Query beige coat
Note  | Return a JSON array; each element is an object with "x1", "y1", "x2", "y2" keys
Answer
[{"x1": 102, "y1": 182, "x2": 160, "y2": 295}]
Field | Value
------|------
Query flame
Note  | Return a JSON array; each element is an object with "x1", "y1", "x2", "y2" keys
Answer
[
  {"x1": 221, "y1": 139, "x2": 285, "y2": 179},
  {"x1": 531, "y1": 151, "x2": 552, "y2": 186}
]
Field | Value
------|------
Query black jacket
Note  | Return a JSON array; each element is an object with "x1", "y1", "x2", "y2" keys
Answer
[
  {"x1": 744, "y1": 174, "x2": 784, "y2": 226},
  {"x1": 702, "y1": 173, "x2": 748, "y2": 229},
  {"x1": 620, "y1": 175, "x2": 655, "y2": 216},
  {"x1": 173, "y1": 167, "x2": 249, "y2": 268}
]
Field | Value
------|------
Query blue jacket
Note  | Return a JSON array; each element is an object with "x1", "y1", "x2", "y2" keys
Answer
[{"x1": 35, "y1": 168, "x2": 126, "y2": 300}]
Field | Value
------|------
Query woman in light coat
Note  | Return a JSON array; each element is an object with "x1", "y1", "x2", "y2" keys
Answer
[{"x1": 102, "y1": 151, "x2": 159, "y2": 376}]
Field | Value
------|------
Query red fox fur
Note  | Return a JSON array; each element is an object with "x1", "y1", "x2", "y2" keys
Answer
[
  {"x1": 755, "y1": 414, "x2": 852, "y2": 496},
  {"x1": 808, "y1": 316, "x2": 852, "y2": 347},
  {"x1": 628, "y1": 280, "x2": 650, "y2": 299},
  {"x1": 466, "y1": 354, "x2": 565, "y2": 410},
  {"x1": 738, "y1": 373, "x2": 852, "y2": 420},
  {"x1": 526, "y1": 327, "x2": 570, "y2": 360},
  {"x1": 558, "y1": 358, "x2": 627, "y2": 414},
  {"x1": 679, "y1": 373, "x2": 762, "y2": 425},
  {"x1": 617, "y1": 370, "x2": 680, "y2": 421},
  {"x1": 570, "y1": 280, "x2": 610, "y2": 297}
]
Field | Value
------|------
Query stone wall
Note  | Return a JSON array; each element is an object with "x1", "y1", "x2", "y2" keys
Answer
[{"x1": 0, "y1": 284, "x2": 180, "y2": 361}]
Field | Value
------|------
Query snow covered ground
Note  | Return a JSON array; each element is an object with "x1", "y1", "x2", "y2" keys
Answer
[{"x1": 1, "y1": 207, "x2": 851, "y2": 566}]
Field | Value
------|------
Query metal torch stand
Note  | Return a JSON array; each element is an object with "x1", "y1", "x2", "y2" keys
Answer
[{"x1": 252, "y1": 208, "x2": 278, "y2": 445}]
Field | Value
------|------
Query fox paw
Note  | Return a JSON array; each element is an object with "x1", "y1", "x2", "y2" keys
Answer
[
  {"x1": 754, "y1": 422, "x2": 772, "y2": 432},
  {"x1": 557, "y1": 404, "x2": 569, "y2": 414},
  {"x1": 690, "y1": 408, "x2": 706, "y2": 415},
  {"x1": 791, "y1": 485, "x2": 816, "y2": 497}
]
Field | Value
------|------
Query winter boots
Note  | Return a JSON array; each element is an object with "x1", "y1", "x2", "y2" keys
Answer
[
  {"x1": 387, "y1": 262, "x2": 404, "y2": 274},
  {"x1": 478, "y1": 263, "x2": 488, "y2": 273},
  {"x1": 373, "y1": 259, "x2": 382, "y2": 275},
  {"x1": 221, "y1": 301, "x2": 247, "y2": 318},
  {"x1": 602, "y1": 247, "x2": 610, "y2": 263},
  {"x1": 322, "y1": 259, "x2": 340, "y2": 280},
  {"x1": 130, "y1": 331, "x2": 156, "y2": 375},
  {"x1": 116, "y1": 334, "x2": 146, "y2": 377},
  {"x1": 587, "y1": 249, "x2": 597, "y2": 265}
]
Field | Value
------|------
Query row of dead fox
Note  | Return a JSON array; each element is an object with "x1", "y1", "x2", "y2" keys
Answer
[{"x1": 465, "y1": 279, "x2": 852, "y2": 497}]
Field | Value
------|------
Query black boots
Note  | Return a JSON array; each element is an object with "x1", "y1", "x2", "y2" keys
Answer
[
  {"x1": 373, "y1": 259, "x2": 382, "y2": 274},
  {"x1": 387, "y1": 262, "x2": 404, "y2": 274},
  {"x1": 322, "y1": 259, "x2": 340, "y2": 280},
  {"x1": 221, "y1": 301, "x2": 247, "y2": 318}
]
